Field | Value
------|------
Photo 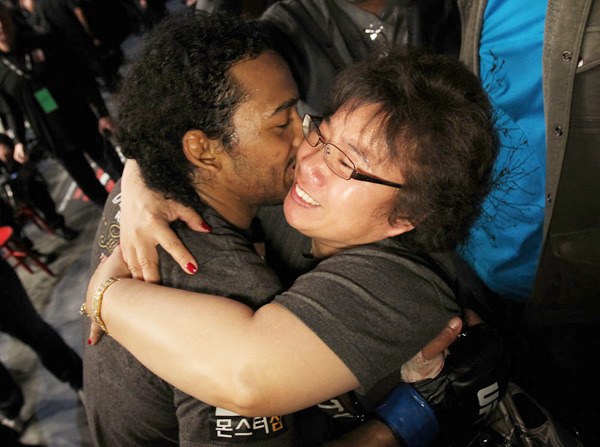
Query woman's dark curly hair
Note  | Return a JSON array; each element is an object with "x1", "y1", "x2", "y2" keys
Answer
[
  {"x1": 115, "y1": 11, "x2": 271, "y2": 209},
  {"x1": 325, "y1": 48, "x2": 499, "y2": 253}
]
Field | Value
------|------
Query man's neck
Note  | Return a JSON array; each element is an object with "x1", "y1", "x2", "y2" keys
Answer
[{"x1": 198, "y1": 190, "x2": 258, "y2": 230}]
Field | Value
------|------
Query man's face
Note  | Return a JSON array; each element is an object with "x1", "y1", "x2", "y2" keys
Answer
[{"x1": 222, "y1": 51, "x2": 302, "y2": 207}]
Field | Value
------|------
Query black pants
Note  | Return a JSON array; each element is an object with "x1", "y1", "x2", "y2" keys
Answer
[
  {"x1": 0, "y1": 258, "x2": 83, "y2": 417},
  {"x1": 40, "y1": 103, "x2": 124, "y2": 207},
  {"x1": 51, "y1": 133, "x2": 123, "y2": 208},
  {"x1": 0, "y1": 196, "x2": 20, "y2": 230},
  {"x1": 50, "y1": 150, "x2": 108, "y2": 207},
  {"x1": 80, "y1": 132, "x2": 124, "y2": 183},
  {"x1": 7, "y1": 164, "x2": 65, "y2": 229}
]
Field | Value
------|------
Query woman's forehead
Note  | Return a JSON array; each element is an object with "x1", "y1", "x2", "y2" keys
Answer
[{"x1": 328, "y1": 104, "x2": 393, "y2": 156}]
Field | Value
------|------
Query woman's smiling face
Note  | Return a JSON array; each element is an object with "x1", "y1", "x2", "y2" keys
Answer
[{"x1": 283, "y1": 103, "x2": 414, "y2": 257}]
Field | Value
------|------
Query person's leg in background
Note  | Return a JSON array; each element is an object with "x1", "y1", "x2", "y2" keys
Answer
[
  {"x1": 0, "y1": 196, "x2": 37, "y2": 250},
  {"x1": 51, "y1": 149, "x2": 109, "y2": 207},
  {"x1": 0, "y1": 362, "x2": 45, "y2": 446},
  {"x1": 81, "y1": 133, "x2": 124, "y2": 183},
  {"x1": 0, "y1": 361, "x2": 24, "y2": 430},
  {"x1": 11, "y1": 165, "x2": 79, "y2": 241},
  {"x1": 0, "y1": 258, "x2": 83, "y2": 397}
]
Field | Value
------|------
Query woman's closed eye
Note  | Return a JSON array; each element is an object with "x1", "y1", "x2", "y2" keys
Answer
[{"x1": 339, "y1": 156, "x2": 354, "y2": 170}]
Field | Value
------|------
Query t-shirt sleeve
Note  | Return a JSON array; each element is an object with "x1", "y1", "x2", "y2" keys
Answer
[{"x1": 273, "y1": 246, "x2": 460, "y2": 398}]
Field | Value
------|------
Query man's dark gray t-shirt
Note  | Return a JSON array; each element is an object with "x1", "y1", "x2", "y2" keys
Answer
[{"x1": 84, "y1": 182, "x2": 295, "y2": 446}]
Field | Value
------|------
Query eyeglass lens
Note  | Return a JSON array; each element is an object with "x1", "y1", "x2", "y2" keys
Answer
[{"x1": 303, "y1": 115, "x2": 355, "y2": 179}]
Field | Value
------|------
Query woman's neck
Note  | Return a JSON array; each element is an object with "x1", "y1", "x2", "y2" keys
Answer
[{"x1": 310, "y1": 240, "x2": 341, "y2": 259}]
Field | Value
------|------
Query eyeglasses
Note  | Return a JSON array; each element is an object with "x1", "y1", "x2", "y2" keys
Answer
[{"x1": 302, "y1": 114, "x2": 404, "y2": 189}]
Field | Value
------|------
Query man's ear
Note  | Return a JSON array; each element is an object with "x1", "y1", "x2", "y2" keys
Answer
[{"x1": 182, "y1": 129, "x2": 222, "y2": 172}]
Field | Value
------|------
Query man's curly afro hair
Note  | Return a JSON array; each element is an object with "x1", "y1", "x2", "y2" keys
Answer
[{"x1": 115, "y1": 11, "x2": 272, "y2": 209}]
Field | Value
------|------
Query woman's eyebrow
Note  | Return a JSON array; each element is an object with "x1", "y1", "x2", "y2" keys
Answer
[
  {"x1": 345, "y1": 141, "x2": 371, "y2": 167},
  {"x1": 323, "y1": 117, "x2": 371, "y2": 166}
]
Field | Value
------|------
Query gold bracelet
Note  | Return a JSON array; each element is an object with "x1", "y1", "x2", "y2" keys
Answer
[
  {"x1": 92, "y1": 277, "x2": 124, "y2": 335},
  {"x1": 79, "y1": 302, "x2": 89, "y2": 317}
]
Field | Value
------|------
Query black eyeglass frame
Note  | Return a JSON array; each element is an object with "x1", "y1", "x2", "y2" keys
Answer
[{"x1": 302, "y1": 114, "x2": 404, "y2": 189}]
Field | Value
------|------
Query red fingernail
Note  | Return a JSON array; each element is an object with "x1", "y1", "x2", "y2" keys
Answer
[
  {"x1": 201, "y1": 222, "x2": 212, "y2": 232},
  {"x1": 87, "y1": 338, "x2": 92, "y2": 345},
  {"x1": 186, "y1": 262, "x2": 197, "y2": 274}
]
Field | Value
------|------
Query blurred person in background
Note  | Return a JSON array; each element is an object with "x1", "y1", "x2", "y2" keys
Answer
[
  {"x1": 0, "y1": 132, "x2": 78, "y2": 240},
  {"x1": 0, "y1": 5, "x2": 123, "y2": 207},
  {"x1": 0, "y1": 257, "x2": 83, "y2": 445}
]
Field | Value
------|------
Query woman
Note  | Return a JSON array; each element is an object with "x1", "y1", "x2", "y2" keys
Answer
[{"x1": 85, "y1": 48, "x2": 497, "y2": 431}]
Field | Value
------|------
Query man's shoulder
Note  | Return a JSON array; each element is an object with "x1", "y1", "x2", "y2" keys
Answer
[
  {"x1": 167, "y1": 208, "x2": 258, "y2": 270},
  {"x1": 90, "y1": 181, "x2": 122, "y2": 270},
  {"x1": 158, "y1": 209, "x2": 283, "y2": 306}
]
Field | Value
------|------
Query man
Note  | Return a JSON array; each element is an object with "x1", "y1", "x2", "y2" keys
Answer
[{"x1": 85, "y1": 12, "x2": 303, "y2": 446}]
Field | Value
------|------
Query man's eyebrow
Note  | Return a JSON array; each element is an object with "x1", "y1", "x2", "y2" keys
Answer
[{"x1": 270, "y1": 97, "x2": 299, "y2": 116}]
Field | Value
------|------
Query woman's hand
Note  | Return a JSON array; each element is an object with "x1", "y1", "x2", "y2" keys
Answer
[
  {"x1": 88, "y1": 322, "x2": 103, "y2": 346},
  {"x1": 401, "y1": 317, "x2": 463, "y2": 382},
  {"x1": 120, "y1": 161, "x2": 210, "y2": 282}
]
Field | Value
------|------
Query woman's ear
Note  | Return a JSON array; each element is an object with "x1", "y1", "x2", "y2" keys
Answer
[
  {"x1": 386, "y1": 217, "x2": 415, "y2": 238},
  {"x1": 182, "y1": 130, "x2": 222, "y2": 172}
]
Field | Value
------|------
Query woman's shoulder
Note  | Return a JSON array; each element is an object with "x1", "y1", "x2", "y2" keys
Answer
[
  {"x1": 280, "y1": 242, "x2": 458, "y2": 314},
  {"x1": 319, "y1": 239, "x2": 458, "y2": 285}
]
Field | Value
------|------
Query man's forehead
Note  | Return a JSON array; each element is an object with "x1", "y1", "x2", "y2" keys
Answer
[
  {"x1": 230, "y1": 57, "x2": 298, "y2": 122},
  {"x1": 231, "y1": 51, "x2": 282, "y2": 77}
]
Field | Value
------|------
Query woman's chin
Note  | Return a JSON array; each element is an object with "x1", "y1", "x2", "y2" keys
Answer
[{"x1": 283, "y1": 196, "x2": 316, "y2": 235}]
